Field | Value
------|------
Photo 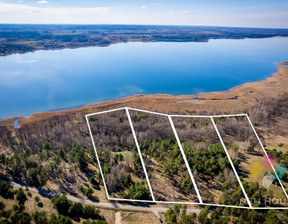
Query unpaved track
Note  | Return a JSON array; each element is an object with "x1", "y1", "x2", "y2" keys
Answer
[{"x1": 8, "y1": 181, "x2": 202, "y2": 214}]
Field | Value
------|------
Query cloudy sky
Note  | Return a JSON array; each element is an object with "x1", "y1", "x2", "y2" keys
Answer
[{"x1": 0, "y1": 0, "x2": 288, "y2": 28}]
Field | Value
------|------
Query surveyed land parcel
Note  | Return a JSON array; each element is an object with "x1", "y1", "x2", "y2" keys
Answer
[
  {"x1": 86, "y1": 107, "x2": 288, "y2": 209},
  {"x1": 172, "y1": 116, "x2": 248, "y2": 206},
  {"x1": 214, "y1": 116, "x2": 288, "y2": 207},
  {"x1": 86, "y1": 108, "x2": 153, "y2": 201}
]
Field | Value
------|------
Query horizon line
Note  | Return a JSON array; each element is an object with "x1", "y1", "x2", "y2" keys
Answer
[{"x1": 1, "y1": 23, "x2": 288, "y2": 30}]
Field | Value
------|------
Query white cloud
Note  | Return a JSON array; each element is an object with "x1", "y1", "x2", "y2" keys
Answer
[
  {"x1": 170, "y1": 12, "x2": 179, "y2": 16},
  {"x1": 0, "y1": 1, "x2": 287, "y2": 27},
  {"x1": 181, "y1": 10, "x2": 191, "y2": 15},
  {"x1": 37, "y1": 0, "x2": 48, "y2": 4},
  {"x1": 0, "y1": 2, "x2": 111, "y2": 24},
  {"x1": 31, "y1": 9, "x2": 41, "y2": 13}
]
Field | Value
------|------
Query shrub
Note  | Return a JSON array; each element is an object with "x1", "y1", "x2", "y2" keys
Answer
[
  {"x1": 32, "y1": 211, "x2": 48, "y2": 224},
  {"x1": 0, "y1": 201, "x2": 5, "y2": 210},
  {"x1": 49, "y1": 214, "x2": 72, "y2": 224},
  {"x1": 52, "y1": 195, "x2": 71, "y2": 215},
  {"x1": 0, "y1": 181, "x2": 14, "y2": 198},
  {"x1": 68, "y1": 202, "x2": 83, "y2": 217},
  {"x1": 83, "y1": 205, "x2": 100, "y2": 219},
  {"x1": 10, "y1": 212, "x2": 32, "y2": 224},
  {"x1": 84, "y1": 188, "x2": 94, "y2": 199},
  {"x1": 29, "y1": 168, "x2": 40, "y2": 186},
  {"x1": 34, "y1": 196, "x2": 40, "y2": 202},
  {"x1": 16, "y1": 188, "x2": 27, "y2": 205}
]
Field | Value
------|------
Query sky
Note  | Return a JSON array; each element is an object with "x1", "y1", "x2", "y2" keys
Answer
[{"x1": 0, "y1": 0, "x2": 288, "y2": 28}]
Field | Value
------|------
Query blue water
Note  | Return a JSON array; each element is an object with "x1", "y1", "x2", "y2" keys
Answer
[{"x1": 0, "y1": 37, "x2": 288, "y2": 119}]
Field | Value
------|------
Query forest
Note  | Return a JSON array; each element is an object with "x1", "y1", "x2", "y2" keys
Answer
[{"x1": 1, "y1": 24, "x2": 288, "y2": 56}]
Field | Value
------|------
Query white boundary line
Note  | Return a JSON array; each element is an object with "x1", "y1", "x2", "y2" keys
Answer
[
  {"x1": 170, "y1": 114, "x2": 248, "y2": 118},
  {"x1": 171, "y1": 115, "x2": 249, "y2": 208},
  {"x1": 86, "y1": 107, "x2": 126, "y2": 117},
  {"x1": 108, "y1": 197, "x2": 247, "y2": 208},
  {"x1": 246, "y1": 115, "x2": 288, "y2": 201},
  {"x1": 87, "y1": 108, "x2": 155, "y2": 202},
  {"x1": 85, "y1": 107, "x2": 288, "y2": 209},
  {"x1": 109, "y1": 197, "x2": 288, "y2": 210},
  {"x1": 211, "y1": 117, "x2": 253, "y2": 208},
  {"x1": 168, "y1": 115, "x2": 203, "y2": 204},
  {"x1": 127, "y1": 107, "x2": 169, "y2": 117},
  {"x1": 85, "y1": 114, "x2": 110, "y2": 200},
  {"x1": 128, "y1": 109, "x2": 206, "y2": 204},
  {"x1": 126, "y1": 108, "x2": 156, "y2": 202}
]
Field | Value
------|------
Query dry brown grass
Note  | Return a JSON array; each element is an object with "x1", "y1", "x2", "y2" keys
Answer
[
  {"x1": 120, "y1": 211, "x2": 159, "y2": 224},
  {"x1": 0, "y1": 185, "x2": 117, "y2": 224},
  {"x1": 0, "y1": 191, "x2": 58, "y2": 220}
]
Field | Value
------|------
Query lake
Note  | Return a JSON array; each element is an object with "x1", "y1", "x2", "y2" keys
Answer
[{"x1": 0, "y1": 37, "x2": 288, "y2": 119}]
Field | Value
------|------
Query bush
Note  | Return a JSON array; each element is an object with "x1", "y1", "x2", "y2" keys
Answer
[
  {"x1": 49, "y1": 214, "x2": 72, "y2": 224},
  {"x1": 68, "y1": 202, "x2": 83, "y2": 217},
  {"x1": 10, "y1": 212, "x2": 32, "y2": 224},
  {"x1": 34, "y1": 196, "x2": 40, "y2": 202},
  {"x1": 264, "y1": 210, "x2": 282, "y2": 224},
  {"x1": 84, "y1": 187, "x2": 94, "y2": 199},
  {"x1": 16, "y1": 188, "x2": 27, "y2": 205},
  {"x1": 198, "y1": 206, "x2": 209, "y2": 223},
  {"x1": 278, "y1": 143, "x2": 284, "y2": 147},
  {"x1": 83, "y1": 205, "x2": 100, "y2": 219},
  {"x1": 52, "y1": 195, "x2": 71, "y2": 215},
  {"x1": 246, "y1": 143, "x2": 255, "y2": 153},
  {"x1": 0, "y1": 201, "x2": 5, "y2": 210},
  {"x1": 29, "y1": 168, "x2": 40, "y2": 186},
  {"x1": 89, "y1": 176, "x2": 98, "y2": 186},
  {"x1": 13, "y1": 204, "x2": 25, "y2": 213},
  {"x1": 124, "y1": 173, "x2": 132, "y2": 187},
  {"x1": 32, "y1": 211, "x2": 48, "y2": 224},
  {"x1": 124, "y1": 182, "x2": 150, "y2": 200},
  {"x1": 0, "y1": 181, "x2": 14, "y2": 198}
]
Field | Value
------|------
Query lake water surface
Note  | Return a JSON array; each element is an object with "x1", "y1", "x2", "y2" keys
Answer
[{"x1": 1, "y1": 37, "x2": 288, "y2": 119}]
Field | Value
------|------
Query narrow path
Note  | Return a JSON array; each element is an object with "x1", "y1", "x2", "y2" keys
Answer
[
  {"x1": 115, "y1": 212, "x2": 122, "y2": 224},
  {"x1": 7, "y1": 181, "x2": 202, "y2": 214}
]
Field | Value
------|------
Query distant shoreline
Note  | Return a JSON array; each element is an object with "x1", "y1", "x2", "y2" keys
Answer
[{"x1": 1, "y1": 24, "x2": 288, "y2": 56}]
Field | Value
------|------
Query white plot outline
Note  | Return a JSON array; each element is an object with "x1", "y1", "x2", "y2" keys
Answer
[
  {"x1": 126, "y1": 108, "x2": 156, "y2": 201},
  {"x1": 86, "y1": 107, "x2": 154, "y2": 202},
  {"x1": 168, "y1": 115, "x2": 203, "y2": 204},
  {"x1": 210, "y1": 117, "x2": 252, "y2": 208},
  {"x1": 246, "y1": 115, "x2": 288, "y2": 201},
  {"x1": 86, "y1": 107, "x2": 288, "y2": 209},
  {"x1": 213, "y1": 114, "x2": 288, "y2": 207},
  {"x1": 170, "y1": 115, "x2": 250, "y2": 207},
  {"x1": 128, "y1": 107, "x2": 201, "y2": 203},
  {"x1": 85, "y1": 114, "x2": 110, "y2": 200}
]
